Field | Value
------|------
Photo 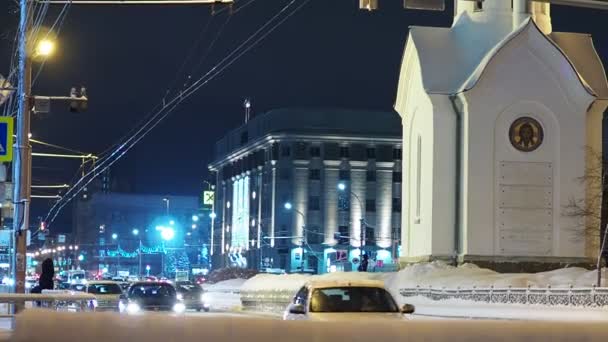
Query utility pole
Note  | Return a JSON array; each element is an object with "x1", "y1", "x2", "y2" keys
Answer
[{"x1": 12, "y1": 0, "x2": 33, "y2": 297}]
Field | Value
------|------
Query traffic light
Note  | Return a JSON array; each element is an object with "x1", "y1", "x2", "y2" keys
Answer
[
  {"x1": 40, "y1": 221, "x2": 46, "y2": 231},
  {"x1": 69, "y1": 86, "x2": 88, "y2": 113}
]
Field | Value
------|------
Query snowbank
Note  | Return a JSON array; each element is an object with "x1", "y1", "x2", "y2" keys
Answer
[
  {"x1": 385, "y1": 261, "x2": 607, "y2": 293},
  {"x1": 11, "y1": 310, "x2": 608, "y2": 341},
  {"x1": 204, "y1": 278, "x2": 247, "y2": 292}
]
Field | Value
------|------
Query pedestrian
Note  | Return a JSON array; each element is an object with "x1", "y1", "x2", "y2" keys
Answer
[{"x1": 31, "y1": 258, "x2": 55, "y2": 294}]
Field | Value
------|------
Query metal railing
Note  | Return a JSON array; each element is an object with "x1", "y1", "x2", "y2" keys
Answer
[
  {"x1": 399, "y1": 285, "x2": 608, "y2": 307},
  {"x1": 0, "y1": 292, "x2": 96, "y2": 320}
]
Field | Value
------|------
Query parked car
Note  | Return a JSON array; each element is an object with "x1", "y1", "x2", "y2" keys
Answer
[
  {"x1": 283, "y1": 280, "x2": 415, "y2": 321},
  {"x1": 87, "y1": 281, "x2": 123, "y2": 311},
  {"x1": 119, "y1": 281, "x2": 184, "y2": 314},
  {"x1": 175, "y1": 281, "x2": 209, "y2": 312}
]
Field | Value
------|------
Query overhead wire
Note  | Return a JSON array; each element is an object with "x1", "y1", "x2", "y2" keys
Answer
[
  {"x1": 42, "y1": 0, "x2": 311, "y2": 229},
  {"x1": 92, "y1": 1, "x2": 238, "y2": 161}
]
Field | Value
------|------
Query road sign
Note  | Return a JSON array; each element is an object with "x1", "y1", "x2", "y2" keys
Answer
[
  {"x1": 0, "y1": 117, "x2": 13, "y2": 162},
  {"x1": 203, "y1": 191, "x2": 214, "y2": 206}
]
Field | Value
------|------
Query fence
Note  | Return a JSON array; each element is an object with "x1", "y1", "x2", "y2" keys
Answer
[{"x1": 399, "y1": 285, "x2": 608, "y2": 307}]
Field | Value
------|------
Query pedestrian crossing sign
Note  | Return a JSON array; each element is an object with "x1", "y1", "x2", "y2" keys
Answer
[
  {"x1": 203, "y1": 191, "x2": 214, "y2": 206},
  {"x1": 0, "y1": 117, "x2": 14, "y2": 162}
]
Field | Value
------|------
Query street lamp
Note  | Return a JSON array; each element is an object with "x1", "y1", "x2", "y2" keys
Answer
[
  {"x1": 192, "y1": 215, "x2": 199, "y2": 222},
  {"x1": 284, "y1": 202, "x2": 306, "y2": 272},
  {"x1": 34, "y1": 39, "x2": 55, "y2": 58},
  {"x1": 209, "y1": 212, "x2": 217, "y2": 219},
  {"x1": 132, "y1": 228, "x2": 139, "y2": 236},
  {"x1": 162, "y1": 197, "x2": 170, "y2": 214},
  {"x1": 338, "y1": 182, "x2": 367, "y2": 270},
  {"x1": 132, "y1": 228, "x2": 142, "y2": 278},
  {"x1": 161, "y1": 227, "x2": 175, "y2": 241},
  {"x1": 112, "y1": 233, "x2": 118, "y2": 240}
]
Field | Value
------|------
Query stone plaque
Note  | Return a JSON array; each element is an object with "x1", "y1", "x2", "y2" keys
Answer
[
  {"x1": 499, "y1": 161, "x2": 552, "y2": 186},
  {"x1": 499, "y1": 229, "x2": 552, "y2": 256},
  {"x1": 499, "y1": 185, "x2": 552, "y2": 209}
]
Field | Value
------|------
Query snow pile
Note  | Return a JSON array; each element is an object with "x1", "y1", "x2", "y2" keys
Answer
[
  {"x1": 204, "y1": 278, "x2": 247, "y2": 293},
  {"x1": 385, "y1": 262, "x2": 607, "y2": 292}
]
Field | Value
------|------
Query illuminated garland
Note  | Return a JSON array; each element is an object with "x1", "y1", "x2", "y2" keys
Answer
[{"x1": 106, "y1": 244, "x2": 167, "y2": 258}]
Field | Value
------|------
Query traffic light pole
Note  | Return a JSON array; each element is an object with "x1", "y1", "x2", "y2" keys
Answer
[{"x1": 12, "y1": 0, "x2": 33, "y2": 299}]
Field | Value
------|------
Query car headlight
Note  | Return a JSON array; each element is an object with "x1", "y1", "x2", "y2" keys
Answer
[
  {"x1": 201, "y1": 293, "x2": 210, "y2": 302},
  {"x1": 176, "y1": 293, "x2": 183, "y2": 301},
  {"x1": 173, "y1": 303, "x2": 186, "y2": 314},
  {"x1": 126, "y1": 303, "x2": 140, "y2": 315}
]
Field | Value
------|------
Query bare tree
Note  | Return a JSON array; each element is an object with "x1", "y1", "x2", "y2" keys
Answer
[{"x1": 563, "y1": 147, "x2": 607, "y2": 287}]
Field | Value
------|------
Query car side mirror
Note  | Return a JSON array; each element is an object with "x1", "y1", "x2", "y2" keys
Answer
[
  {"x1": 401, "y1": 303, "x2": 415, "y2": 314},
  {"x1": 288, "y1": 303, "x2": 306, "y2": 315}
]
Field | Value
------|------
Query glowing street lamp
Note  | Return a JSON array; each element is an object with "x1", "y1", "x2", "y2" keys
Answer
[
  {"x1": 34, "y1": 39, "x2": 55, "y2": 58},
  {"x1": 284, "y1": 202, "x2": 293, "y2": 210},
  {"x1": 132, "y1": 228, "x2": 139, "y2": 236},
  {"x1": 161, "y1": 227, "x2": 175, "y2": 241},
  {"x1": 338, "y1": 183, "x2": 347, "y2": 191},
  {"x1": 209, "y1": 212, "x2": 217, "y2": 219},
  {"x1": 192, "y1": 215, "x2": 199, "y2": 222},
  {"x1": 112, "y1": 233, "x2": 118, "y2": 240}
]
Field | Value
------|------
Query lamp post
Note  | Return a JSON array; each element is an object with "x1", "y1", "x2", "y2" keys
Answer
[
  {"x1": 162, "y1": 197, "x2": 170, "y2": 215},
  {"x1": 112, "y1": 233, "x2": 120, "y2": 274},
  {"x1": 132, "y1": 228, "x2": 141, "y2": 278},
  {"x1": 159, "y1": 225, "x2": 175, "y2": 276},
  {"x1": 284, "y1": 202, "x2": 306, "y2": 272},
  {"x1": 338, "y1": 183, "x2": 366, "y2": 271}
]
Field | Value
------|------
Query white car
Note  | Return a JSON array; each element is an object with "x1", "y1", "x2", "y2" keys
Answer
[
  {"x1": 86, "y1": 281, "x2": 124, "y2": 311},
  {"x1": 283, "y1": 279, "x2": 415, "y2": 321}
]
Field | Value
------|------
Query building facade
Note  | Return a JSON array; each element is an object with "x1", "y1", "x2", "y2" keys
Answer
[{"x1": 209, "y1": 108, "x2": 402, "y2": 274}]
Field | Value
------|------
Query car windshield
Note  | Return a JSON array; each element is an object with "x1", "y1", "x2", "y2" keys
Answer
[
  {"x1": 87, "y1": 283, "x2": 123, "y2": 294},
  {"x1": 176, "y1": 282, "x2": 201, "y2": 292},
  {"x1": 129, "y1": 284, "x2": 176, "y2": 298},
  {"x1": 309, "y1": 287, "x2": 399, "y2": 313}
]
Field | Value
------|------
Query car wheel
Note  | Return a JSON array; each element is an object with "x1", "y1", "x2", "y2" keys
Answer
[{"x1": 203, "y1": 307, "x2": 210, "y2": 312}]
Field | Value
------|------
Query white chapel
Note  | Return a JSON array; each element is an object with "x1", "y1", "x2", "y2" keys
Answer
[{"x1": 395, "y1": 0, "x2": 608, "y2": 268}]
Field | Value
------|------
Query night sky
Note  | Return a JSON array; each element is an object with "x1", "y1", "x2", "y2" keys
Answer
[{"x1": 0, "y1": 0, "x2": 607, "y2": 232}]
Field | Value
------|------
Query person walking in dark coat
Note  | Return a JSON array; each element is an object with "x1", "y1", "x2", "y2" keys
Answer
[{"x1": 31, "y1": 258, "x2": 55, "y2": 294}]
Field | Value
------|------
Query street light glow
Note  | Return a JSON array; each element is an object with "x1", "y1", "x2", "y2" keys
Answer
[
  {"x1": 35, "y1": 39, "x2": 55, "y2": 57},
  {"x1": 112, "y1": 233, "x2": 118, "y2": 240},
  {"x1": 284, "y1": 202, "x2": 293, "y2": 210},
  {"x1": 132, "y1": 228, "x2": 139, "y2": 236},
  {"x1": 192, "y1": 215, "x2": 199, "y2": 222},
  {"x1": 192, "y1": 224, "x2": 197, "y2": 229},
  {"x1": 338, "y1": 183, "x2": 346, "y2": 191},
  {"x1": 169, "y1": 220, "x2": 175, "y2": 226},
  {"x1": 209, "y1": 212, "x2": 217, "y2": 219},
  {"x1": 161, "y1": 227, "x2": 175, "y2": 241}
]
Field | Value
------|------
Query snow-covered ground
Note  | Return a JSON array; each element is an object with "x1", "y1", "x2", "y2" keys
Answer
[
  {"x1": 203, "y1": 279, "x2": 247, "y2": 311},
  {"x1": 237, "y1": 262, "x2": 608, "y2": 320},
  {"x1": 241, "y1": 262, "x2": 607, "y2": 295}
]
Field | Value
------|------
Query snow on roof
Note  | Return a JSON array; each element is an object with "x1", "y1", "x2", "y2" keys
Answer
[
  {"x1": 550, "y1": 32, "x2": 608, "y2": 100},
  {"x1": 408, "y1": 11, "x2": 515, "y2": 94},
  {"x1": 407, "y1": 12, "x2": 606, "y2": 98}
]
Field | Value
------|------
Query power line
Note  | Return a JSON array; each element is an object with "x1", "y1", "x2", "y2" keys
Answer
[{"x1": 43, "y1": 0, "x2": 310, "y2": 228}]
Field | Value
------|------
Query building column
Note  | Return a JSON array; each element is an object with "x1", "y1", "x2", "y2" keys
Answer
[
  {"x1": 350, "y1": 162, "x2": 367, "y2": 247},
  {"x1": 376, "y1": 162, "x2": 394, "y2": 248},
  {"x1": 270, "y1": 162, "x2": 277, "y2": 247},
  {"x1": 293, "y1": 160, "x2": 309, "y2": 245},
  {"x1": 323, "y1": 161, "x2": 340, "y2": 245}
]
